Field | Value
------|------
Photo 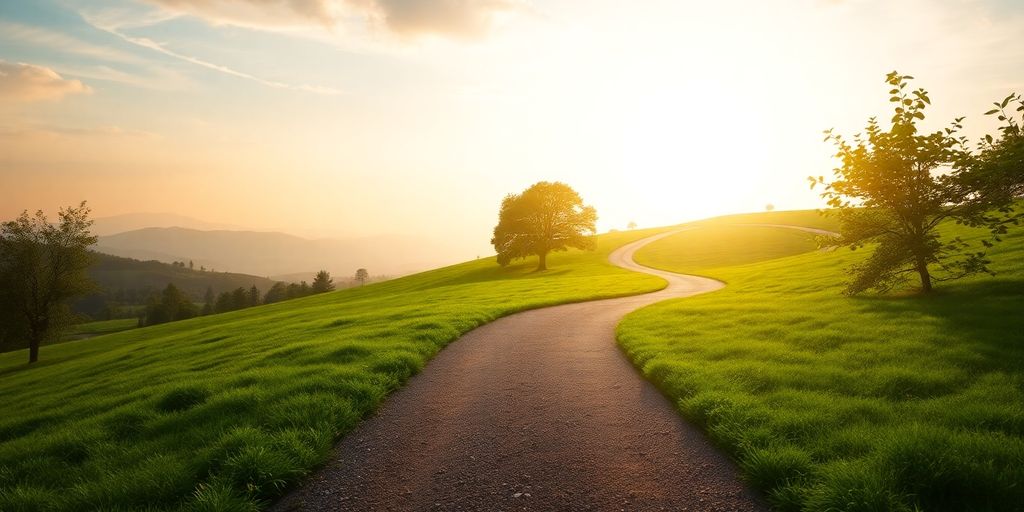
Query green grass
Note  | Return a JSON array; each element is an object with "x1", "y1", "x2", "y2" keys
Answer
[
  {"x1": 696, "y1": 209, "x2": 841, "y2": 232},
  {"x1": 60, "y1": 319, "x2": 137, "y2": 343},
  {"x1": 634, "y1": 225, "x2": 821, "y2": 274},
  {"x1": 0, "y1": 228, "x2": 669, "y2": 512},
  {"x1": 619, "y1": 220, "x2": 1024, "y2": 511}
]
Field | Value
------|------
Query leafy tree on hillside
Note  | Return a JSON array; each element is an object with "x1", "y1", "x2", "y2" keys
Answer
[
  {"x1": 355, "y1": 268, "x2": 369, "y2": 286},
  {"x1": 231, "y1": 287, "x2": 248, "y2": 310},
  {"x1": 215, "y1": 291, "x2": 234, "y2": 313},
  {"x1": 142, "y1": 283, "x2": 198, "y2": 326},
  {"x1": 812, "y1": 72, "x2": 1021, "y2": 294},
  {"x1": 0, "y1": 203, "x2": 96, "y2": 362},
  {"x1": 264, "y1": 282, "x2": 288, "y2": 304},
  {"x1": 248, "y1": 285, "x2": 260, "y2": 307},
  {"x1": 202, "y1": 286, "x2": 215, "y2": 315},
  {"x1": 627, "y1": 221, "x2": 638, "y2": 230},
  {"x1": 286, "y1": 281, "x2": 311, "y2": 299},
  {"x1": 491, "y1": 181, "x2": 597, "y2": 271},
  {"x1": 311, "y1": 270, "x2": 334, "y2": 293}
]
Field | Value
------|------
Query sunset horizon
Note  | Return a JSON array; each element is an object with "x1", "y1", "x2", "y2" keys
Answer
[
  {"x1": 2, "y1": 2, "x2": 1023, "y2": 511},
  {"x1": 5, "y1": 1, "x2": 1023, "y2": 249}
]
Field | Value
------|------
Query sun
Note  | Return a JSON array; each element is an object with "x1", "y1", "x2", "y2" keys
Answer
[{"x1": 612, "y1": 80, "x2": 771, "y2": 226}]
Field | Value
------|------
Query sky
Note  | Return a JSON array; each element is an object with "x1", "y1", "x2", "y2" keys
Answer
[{"x1": 2, "y1": 0, "x2": 1024, "y2": 258}]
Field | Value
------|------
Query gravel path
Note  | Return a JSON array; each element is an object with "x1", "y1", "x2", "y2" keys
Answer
[{"x1": 271, "y1": 229, "x2": 768, "y2": 511}]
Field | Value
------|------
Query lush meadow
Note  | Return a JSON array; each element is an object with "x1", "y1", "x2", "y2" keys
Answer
[
  {"x1": 60, "y1": 319, "x2": 137, "y2": 343},
  {"x1": 620, "y1": 220, "x2": 1024, "y2": 511},
  {"x1": 0, "y1": 229, "x2": 668, "y2": 512}
]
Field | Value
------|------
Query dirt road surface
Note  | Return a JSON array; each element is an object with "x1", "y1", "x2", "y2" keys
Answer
[{"x1": 272, "y1": 230, "x2": 767, "y2": 511}]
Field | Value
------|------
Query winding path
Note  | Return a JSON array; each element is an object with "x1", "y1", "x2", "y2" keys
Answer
[{"x1": 272, "y1": 229, "x2": 767, "y2": 511}]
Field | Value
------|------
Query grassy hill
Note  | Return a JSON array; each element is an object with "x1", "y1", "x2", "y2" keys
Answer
[
  {"x1": 0, "y1": 229, "x2": 668, "y2": 512},
  {"x1": 89, "y1": 252, "x2": 281, "y2": 299},
  {"x1": 618, "y1": 217, "x2": 1024, "y2": 511},
  {"x1": 61, "y1": 319, "x2": 138, "y2": 343},
  {"x1": 62, "y1": 252, "x2": 283, "y2": 325},
  {"x1": 634, "y1": 224, "x2": 823, "y2": 275}
]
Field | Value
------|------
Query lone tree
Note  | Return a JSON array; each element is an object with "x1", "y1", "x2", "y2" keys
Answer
[
  {"x1": 627, "y1": 221, "x2": 638, "y2": 230},
  {"x1": 0, "y1": 202, "x2": 97, "y2": 363},
  {"x1": 355, "y1": 268, "x2": 369, "y2": 286},
  {"x1": 311, "y1": 270, "x2": 335, "y2": 293},
  {"x1": 812, "y1": 72, "x2": 1020, "y2": 294},
  {"x1": 491, "y1": 181, "x2": 597, "y2": 271}
]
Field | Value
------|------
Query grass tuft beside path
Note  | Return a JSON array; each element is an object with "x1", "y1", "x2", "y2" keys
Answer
[
  {"x1": 618, "y1": 220, "x2": 1024, "y2": 511},
  {"x1": 0, "y1": 229, "x2": 667, "y2": 512}
]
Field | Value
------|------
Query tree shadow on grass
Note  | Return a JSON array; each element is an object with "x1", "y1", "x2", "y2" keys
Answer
[{"x1": 853, "y1": 278, "x2": 1024, "y2": 371}]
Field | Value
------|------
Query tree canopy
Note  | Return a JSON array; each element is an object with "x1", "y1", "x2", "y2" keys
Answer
[
  {"x1": 355, "y1": 268, "x2": 369, "y2": 286},
  {"x1": 0, "y1": 202, "x2": 97, "y2": 362},
  {"x1": 491, "y1": 181, "x2": 597, "y2": 271},
  {"x1": 812, "y1": 72, "x2": 1021, "y2": 294},
  {"x1": 311, "y1": 270, "x2": 335, "y2": 293},
  {"x1": 141, "y1": 283, "x2": 199, "y2": 326}
]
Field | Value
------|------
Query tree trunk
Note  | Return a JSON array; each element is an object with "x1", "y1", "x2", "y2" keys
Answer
[
  {"x1": 536, "y1": 251, "x2": 548, "y2": 271},
  {"x1": 915, "y1": 255, "x2": 933, "y2": 293},
  {"x1": 28, "y1": 336, "x2": 40, "y2": 364}
]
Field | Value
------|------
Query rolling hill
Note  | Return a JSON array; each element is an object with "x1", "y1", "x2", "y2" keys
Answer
[
  {"x1": 0, "y1": 227, "x2": 669, "y2": 511},
  {"x1": 618, "y1": 218, "x2": 1024, "y2": 510},
  {"x1": 88, "y1": 252, "x2": 280, "y2": 301},
  {"x1": 2, "y1": 210, "x2": 1020, "y2": 511}
]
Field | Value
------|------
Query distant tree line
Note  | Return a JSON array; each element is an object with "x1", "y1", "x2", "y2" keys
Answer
[{"x1": 139, "y1": 270, "x2": 338, "y2": 327}]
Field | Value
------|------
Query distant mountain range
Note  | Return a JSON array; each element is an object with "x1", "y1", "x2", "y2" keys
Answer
[
  {"x1": 91, "y1": 213, "x2": 246, "y2": 236},
  {"x1": 94, "y1": 227, "x2": 458, "y2": 278}
]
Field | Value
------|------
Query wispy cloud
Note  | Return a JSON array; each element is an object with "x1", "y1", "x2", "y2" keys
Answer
[
  {"x1": 141, "y1": 0, "x2": 523, "y2": 39},
  {"x1": 0, "y1": 61, "x2": 91, "y2": 102},
  {"x1": 0, "y1": 20, "x2": 198, "y2": 92},
  {"x1": 81, "y1": 11, "x2": 345, "y2": 95},
  {"x1": 0, "y1": 21, "x2": 140, "y2": 64},
  {"x1": 0, "y1": 123, "x2": 159, "y2": 139}
]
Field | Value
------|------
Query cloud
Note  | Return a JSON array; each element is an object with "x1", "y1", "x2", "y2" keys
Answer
[
  {"x1": 0, "y1": 21, "x2": 141, "y2": 64},
  {"x1": 143, "y1": 0, "x2": 519, "y2": 38},
  {"x1": 0, "y1": 124, "x2": 159, "y2": 140},
  {"x1": 369, "y1": 0, "x2": 519, "y2": 38},
  {"x1": 0, "y1": 61, "x2": 91, "y2": 102},
  {"x1": 82, "y1": 12, "x2": 345, "y2": 95}
]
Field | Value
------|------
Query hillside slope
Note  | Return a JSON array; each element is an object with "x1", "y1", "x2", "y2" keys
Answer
[
  {"x1": 89, "y1": 252, "x2": 280, "y2": 299},
  {"x1": 618, "y1": 220, "x2": 1024, "y2": 511},
  {"x1": 0, "y1": 228, "x2": 668, "y2": 512}
]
